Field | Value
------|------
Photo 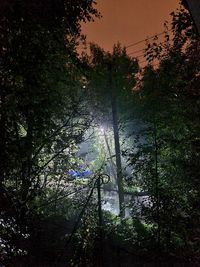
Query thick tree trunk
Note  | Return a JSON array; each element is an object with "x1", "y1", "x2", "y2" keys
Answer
[{"x1": 108, "y1": 64, "x2": 125, "y2": 218}]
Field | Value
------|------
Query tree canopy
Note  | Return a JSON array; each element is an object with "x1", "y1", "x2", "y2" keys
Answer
[{"x1": 0, "y1": 1, "x2": 200, "y2": 266}]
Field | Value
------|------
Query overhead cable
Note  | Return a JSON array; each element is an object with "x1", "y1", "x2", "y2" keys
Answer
[
  {"x1": 126, "y1": 29, "x2": 172, "y2": 49},
  {"x1": 128, "y1": 39, "x2": 172, "y2": 57}
]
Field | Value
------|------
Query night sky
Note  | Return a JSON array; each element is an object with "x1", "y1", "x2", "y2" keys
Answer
[{"x1": 82, "y1": 0, "x2": 180, "y2": 53}]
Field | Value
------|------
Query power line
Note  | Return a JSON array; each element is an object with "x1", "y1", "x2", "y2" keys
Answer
[
  {"x1": 139, "y1": 59, "x2": 148, "y2": 64},
  {"x1": 128, "y1": 48, "x2": 145, "y2": 55},
  {"x1": 128, "y1": 39, "x2": 172, "y2": 57},
  {"x1": 126, "y1": 31, "x2": 165, "y2": 49},
  {"x1": 126, "y1": 29, "x2": 172, "y2": 49},
  {"x1": 135, "y1": 54, "x2": 145, "y2": 59}
]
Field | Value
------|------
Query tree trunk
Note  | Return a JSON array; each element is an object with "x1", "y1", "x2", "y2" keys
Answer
[
  {"x1": 153, "y1": 120, "x2": 161, "y2": 264},
  {"x1": 108, "y1": 63, "x2": 125, "y2": 218},
  {"x1": 103, "y1": 130, "x2": 117, "y2": 182}
]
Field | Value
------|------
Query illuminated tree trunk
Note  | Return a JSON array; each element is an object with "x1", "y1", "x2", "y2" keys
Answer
[
  {"x1": 103, "y1": 131, "x2": 117, "y2": 182},
  {"x1": 109, "y1": 64, "x2": 125, "y2": 218}
]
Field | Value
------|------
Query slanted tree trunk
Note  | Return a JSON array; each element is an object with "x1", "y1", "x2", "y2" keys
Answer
[{"x1": 103, "y1": 130, "x2": 117, "y2": 182}]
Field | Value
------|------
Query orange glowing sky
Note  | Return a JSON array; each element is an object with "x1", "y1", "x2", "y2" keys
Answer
[{"x1": 82, "y1": 0, "x2": 180, "y2": 53}]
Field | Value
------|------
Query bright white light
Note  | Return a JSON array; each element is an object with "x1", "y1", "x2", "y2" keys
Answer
[{"x1": 100, "y1": 126, "x2": 105, "y2": 133}]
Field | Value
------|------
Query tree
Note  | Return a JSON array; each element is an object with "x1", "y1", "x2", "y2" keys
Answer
[
  {"x1": 0, "y1": 0, "x2": 100, "y2": 263},
  {"x1": 126, "y1": 4, "x2": 200, "y2": 261},
  {"x1": 82, "y1": 43, "x2": 138, "y2": 218}
]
